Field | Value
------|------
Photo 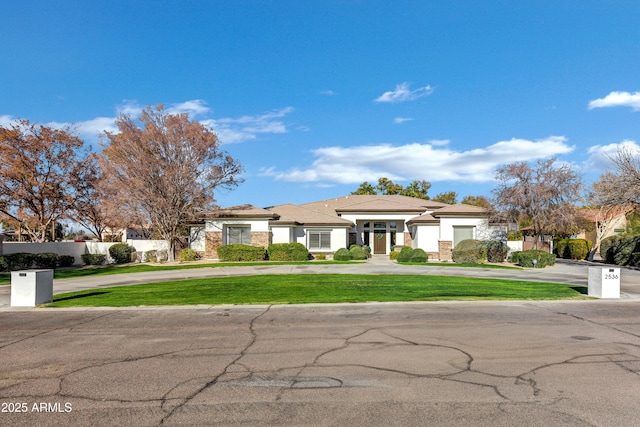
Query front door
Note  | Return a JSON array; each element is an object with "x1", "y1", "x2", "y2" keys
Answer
[{"x1": 373, "y1": 231, "x2": 386, "y2": 254}]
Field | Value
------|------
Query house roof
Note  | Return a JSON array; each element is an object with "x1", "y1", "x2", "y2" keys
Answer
[
  {"x1": 432, "y1": 204, "x2": 489, "y2": 216},
  {"x1": 406, "y1": 213, "x2": 440, "y2": 225},
  {"x1": 205, "y1": 204, "x2": 277, "y2": 219},
  {"x1": 209, "y1": 195, "x2": 490, "y2": 227},
  {"x1": 268, "y1": 203, "x2": 353, "y2": 227}
]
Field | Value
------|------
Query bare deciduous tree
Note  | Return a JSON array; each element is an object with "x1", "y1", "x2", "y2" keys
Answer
[
  {"x1": 493, "y1": 158, "x2": 583, "y2": 249},
  {"x1": 100, "y1": 105, "x2": 243, "y2": 260},
  {"x1": 0, "y1": 120, "x2": 90, "y2": 242}
]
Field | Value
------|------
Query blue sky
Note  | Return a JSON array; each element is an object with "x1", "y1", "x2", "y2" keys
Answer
[{"x1": 2, "y1": 1, "x2": 640, "y2": 208}]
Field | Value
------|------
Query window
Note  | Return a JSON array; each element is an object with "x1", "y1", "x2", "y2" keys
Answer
[
  {"x1": 453, "y1": 226, "x2": 474, "y2": 247},
  {"x1": 227, "y1": 226, "x2": 251, "y2": 245},
  {"x1": 374, "y1": 222, "x2": 386, "y2": 229},
  {"x1": 309, "y1": 230, "x2": 331, "y2": 250}
]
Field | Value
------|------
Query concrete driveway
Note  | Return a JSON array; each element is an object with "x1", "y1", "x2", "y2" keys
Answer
[{"x1": 1, "y1": 259, "x2": 640, "y2": 426}]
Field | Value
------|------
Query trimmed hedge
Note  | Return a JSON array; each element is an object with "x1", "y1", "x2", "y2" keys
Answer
[
  {"x1": 349, "y1": 245, "x2": 368, "y2": 260},
  {"x1": 333, "y1": 248, "x2": 352, "y2": 261},
  {"x1": 510, "y1": 250, "x2": 555, "y2": 268},
  {"x1": 268, "y1": 243, "x2": 309, "y2": 261},
  {"x1": 34, "y1": 252, "x2": 60, "y2": 269},
  {"x1": 178, "y1": 248, "x2": 199, "y2": 262},
  {"x1": 409, "y1": 248, "x2": 428, "y2": 263},
  {"x1": 81, "y1": 253, "x2": 106, "y2": 266},
  {"x1": 389, "y1": 250, "x2": 400, "y2": 260},
  {"x1": 217, "y1": 244, "x2": 266, "y2": 261},
  {"x1": 452, "y1": 239, "x2": 487, "y2": 264},
  {"x1": 484, "y1": 240, "x2": 509, "y2": 263},
  {"x1": 58, "y1": 255, "x2": 76, "y2": 267},
  {"x1": 109, "y1": 243, "x2": 133, "y2": 264},
  {"x1": 554, "y1": 238, "x2": 592, "y2": 260},
  {"x1": 396, "y1": 247, "x2": 414, "y2": 263},
  {"x1": 3, "y1": 253, "x2": 36, "y2": 271}
]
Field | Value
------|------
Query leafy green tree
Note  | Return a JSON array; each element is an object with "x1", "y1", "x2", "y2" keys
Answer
[
  {"x1": 432, "y1": 191, "x2": 458, "y2": 204},
  {"x1": 375, "y1": 177, "x2": 403, "y2": 195},
  {"x1": 400, "y1": 180, "x2": 431, "y2": 200},
  {"x1": 351, "y1": 181, "x2": 377, "y2": 195},
  {"x1": 461, "y1": 195, "x2": 491, "y2": 208}
]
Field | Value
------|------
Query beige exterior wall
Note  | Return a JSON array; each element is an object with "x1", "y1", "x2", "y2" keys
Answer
[
  {"x1": 438, "y1": 240, "x2": 453, "y2": 261},
  {"x1": 205, "y1": 231, "x2": 223, "y2": 258}
]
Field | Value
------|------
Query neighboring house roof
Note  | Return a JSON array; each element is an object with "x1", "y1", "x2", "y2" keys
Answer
[
  {"x1": 206, "y1": 204, "x2": 277, "y2": 219},
  {"x1": 579, "y1": 206, "x2": 633, "y2": 222},
  {"x1": 432, "y1": 204, "x2": 489, "y2": 217},
  {"x1": 268, "y1": 204, "x2": 353, "y2": 227}
]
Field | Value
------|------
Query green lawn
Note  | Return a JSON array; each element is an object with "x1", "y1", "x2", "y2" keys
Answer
[
  {"x1": 47, "y1": 274, "x2": 588, "y2": 307},
  {"x1": 0, "y1": 260, "x2": 520, "y2": 285}
]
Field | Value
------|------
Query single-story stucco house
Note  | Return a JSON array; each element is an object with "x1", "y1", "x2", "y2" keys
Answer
[{"x1": 190, "y1": 194, "x2": 505, "y2": 260}]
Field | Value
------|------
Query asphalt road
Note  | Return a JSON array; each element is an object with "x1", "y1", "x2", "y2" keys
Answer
[
  {"x1": 1, "y1": 259, "x2": 640, "y2": 426},
  {"x1": 1, "y1": 301, "x2": 640, "y2": 426}
]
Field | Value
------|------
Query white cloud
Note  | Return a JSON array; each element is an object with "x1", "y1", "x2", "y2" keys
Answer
[
  {"x1": 262, "y1": 136, "x2": 574, "y2": 184},
  {"x1": 585, "y1": 140, "x2": 640, "y2": 170},
  {"x1": 206, "y1": 107, "x2": 295, "y2": 144},
  {"x1": 320, "y1": 90, "x2": 337, "y2": 96},
  {"x1": 374, "y1": 82, "x2": 433, "y2": 103},
  {"x1": 167, "y1": 99, "x2": 210, "y2": 116},
  {"x1": 588, "y1": 91, "x2": 640, "y2": 111},
  {"x1": 0, "y1": 115, "x2": 16, "y2": 127},
  {"x1": 393, "y1": 117, "x2": 414, "y2": 124}
]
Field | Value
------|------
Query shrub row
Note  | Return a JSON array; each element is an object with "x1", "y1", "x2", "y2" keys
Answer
[
  {"x1": 553, "y1": 238, "x2": 592, "y2": 260},
  {"x1": 452, "y1": 239, "x2": 509, "y2": 264},
  {"x1": 332, "y1": 245, "x2": 370, "y2": 261},
  {"x1": 0, "y1": 252, "x2": 77, "y2": 271},
  {"x1": 217, "y1": 244, "x2": 267, "y2": 261},
  {"x1": 267, "y1": 243, "x2": 309, "y2": 261},
  {"x1": 600, "y1": 235, "x2": 640, "y2": 266},
  {"x1": 510, "y1": 250, "x2": 556, "y2": 268},
  {"x1": 396, "y1": 247, "x2": 428, "y2": 263}
]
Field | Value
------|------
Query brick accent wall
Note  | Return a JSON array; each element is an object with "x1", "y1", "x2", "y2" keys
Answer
[
  {"x1": 251, "y1": 231, "x2": 271, "y2": 248},
  {"x1": 403, "y1": 232, "x2": 413, "y2": 248},
  {"x1": 426, "y1": 252, "x2": 439, "y2": 260},
  {"x1": 205, "y1": 231, "x2": 223, "y2": 258},
  {"x1": 438, "y1": 240, "x2": 453, "y2": 261}
]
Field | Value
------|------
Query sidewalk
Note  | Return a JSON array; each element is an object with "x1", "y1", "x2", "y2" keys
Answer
[{"x1": 2, "y1": 257, "x2": 640, "y2": 308}]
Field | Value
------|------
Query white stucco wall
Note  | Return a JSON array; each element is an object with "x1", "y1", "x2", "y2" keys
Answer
[
  {"x1": 439, "y1": 217, "x2": 489, "y2": 241},
  {"x1": 413, "y1": 224, "x2": 440, "y2": 253},
  {"x1": 205, "y1": 218, "x2": 271, "y2": 245},
  {"x1": 271, "y1": 226, "x2": 292, "y2": 244},
  {"x1": 189, "y1": 227, "x2": 205, "y2": 251}
]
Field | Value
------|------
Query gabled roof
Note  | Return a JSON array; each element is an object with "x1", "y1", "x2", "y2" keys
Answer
[
  {"x1": 268, "y1": 204, "x2": 353, "y2": 227},
  {"x1": 432, "y1": 204, "x2": 489, "y2": 216},
  {"x1": 205, "y1": 204, "x2": 276, "y2": 219},
  {"x1": 302, "y1": 194, "x2": 448, "y2": 212},
  {"x1": 334, "y1": 198, "x2": 428, "y2": 213}
]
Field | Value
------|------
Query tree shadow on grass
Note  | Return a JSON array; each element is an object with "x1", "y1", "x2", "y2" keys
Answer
[
  {"x1": 53, "y1": 291, "x2": 110, "y2": 302},
  {"x1": 570, "y1": 286, "x2": 589, "y2": 295}
]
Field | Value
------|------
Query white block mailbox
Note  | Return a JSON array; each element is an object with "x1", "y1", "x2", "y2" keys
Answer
[
  {"x1": 588, "y1": 267, "x2": 620, "y2": 299},
  {"x1": 11, "y1": 269, "x2": 54, "y2": 307}
]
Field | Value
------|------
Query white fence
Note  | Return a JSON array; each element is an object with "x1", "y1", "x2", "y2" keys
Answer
[
  {"x1": 3, "y1": 240, "x2": 169, "y2": 265},
  {"x1": 506, "y1": 241, "x2": 523, "y2": 253}
]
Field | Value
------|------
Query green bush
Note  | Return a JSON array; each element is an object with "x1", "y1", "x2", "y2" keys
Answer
[
  {"x1": 0, "y1": 256, "x2": 8, "y2": 272},
  {"x1": 145, "y1": 250, "x2": 157, "y2": 262},
  {"x1": 109, "y1": 243, "x2": 133, "y2": 264},
  {"x1": 554, "y1": 238, "x2": 592, "y2": 260},
  {"x1": 507, "y1": 231, "x2": 523, "y2": 241},
  {"x1": 333, "y1": 248, "x2": 352, "y2": 261},
  {"x1": 267, "y1": 242, "x2": 309, "y2": 261},
  {"x1": 603, "y1": 235, "x2": 640, "y2": 266},
  {"x1": 349, "y1": 245, "x2": 368, "y2": 260},
  {"x1": 452, "y1": 239, "x2": 487, "y2": 264},
  {"x1": 600, "y1": 236, "x2": 620, "y2": 262},
  {"x1": 314, "y1": 253, "x2": 327, "y2": 260},
  {"x1": 58, "y1": 255, "x2": 76, "y2": 267},
  {"x1": 389, "y1": 250, "x2": 400, "y2": 260},
  {"x1": 34, "y1": 252, "x2": 60, "y2": 269},
  {"x1": 178, "y1": 248, "x2": 199, "y2": 262},
  {"x1": 81, "y1": 253, "x2": 106, "y2": 266},
  {"x1": 3, "y1": 253, "x2": 36, "y2": 271},
  {"x1": 409, "y1": 248, "x2": 428, "y2": 263},
  {"x1": 483, "y1": 240, "x2": 509, "y2": 263},
  {"x1": 510, "y1": 250, "x2": 555, "y2": 268},
  {"x1": 156, "y1": 250, "x2": 169, "y2": 263},
  {"x1": 396, "y1": 247, "x2": 414, "y2": 263},
  {"x1": 217, "y1": 244, "x2": 266, "y2": 261}
]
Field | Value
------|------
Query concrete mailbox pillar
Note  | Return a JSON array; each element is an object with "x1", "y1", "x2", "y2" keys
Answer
[
  {"x1": 10, "y1": 269, "x2": 54, "y2": 307},
  {"x1": 588, "y1": 267, "x2": 620, "y2": 299}
]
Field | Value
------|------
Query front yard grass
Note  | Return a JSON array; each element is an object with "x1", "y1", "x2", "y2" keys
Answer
[{"x1": 47, "y1": 274, "x2": 588, "y2": 307}]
